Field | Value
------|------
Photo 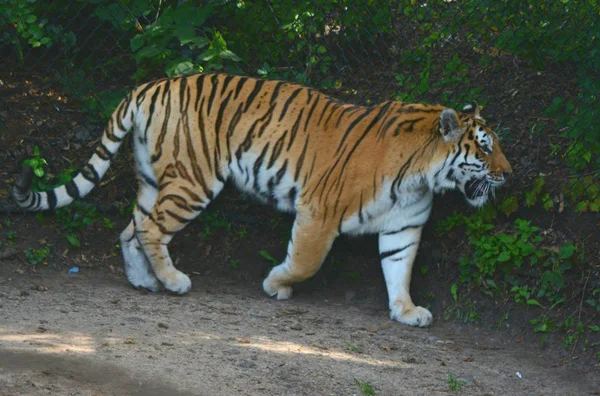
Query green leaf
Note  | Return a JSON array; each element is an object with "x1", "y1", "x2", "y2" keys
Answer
[
  {"x1": 258, "y1": 249, "x2": 278, "y2": 265},
  {"x1": 25, "y1": 14, "x2": 37, "y2": 24},
  {"x1": 558, "y1": 243, "x2": 576, "y2": 260},
  {"x1": 497, "y1": 251, "x2": 511, "y2": 262},
  {"x1": 527, "y1": 299, "x2": 542, "y2": 307},
  {"x1": 65, "y1": 234, "x2": 81, "y2": 248},
  {"x1": 219, "y1": 50, "x2": 241, "y2": 62},
  {"x1": 450, "y1": 283, "x2": 458, "y2": 302},
  {"x1": 588, "y1": 325, "x2": 600, "y2": 332},
  {"x1": 165, "y1": 60, "x2": 194, "y2": 77},
  {"x1": 130, "y1": 35, "x2": 145, "y2": 52},
  {"x1": 486, "y1": 279, "x2": 498, "y2": 289},
  {"x1": 174, "y1": 26, "x2": 197, "y2": 46}
]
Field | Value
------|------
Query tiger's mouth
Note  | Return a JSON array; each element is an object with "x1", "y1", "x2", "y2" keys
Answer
[{"x1": 464, "y1": 177, "x2": 492, "y2": 201}]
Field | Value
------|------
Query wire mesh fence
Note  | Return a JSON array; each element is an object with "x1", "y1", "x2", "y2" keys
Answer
[{"x1": 1, "y1": 1, "x2": 598, "y2": 243}]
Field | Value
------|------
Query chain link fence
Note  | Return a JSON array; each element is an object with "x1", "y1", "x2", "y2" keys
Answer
[{"x1": 1, "y1": 1, "x2": 599, "y2": 299}]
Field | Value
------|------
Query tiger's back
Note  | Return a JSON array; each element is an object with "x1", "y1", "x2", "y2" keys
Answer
[{"x1": 13, "y1": 72, "x2": 512, "y2": 327}]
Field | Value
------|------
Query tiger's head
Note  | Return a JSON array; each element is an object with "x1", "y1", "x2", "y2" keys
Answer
[{"x1": 434, "y1": 102, "x2": 512, "y2": 207}]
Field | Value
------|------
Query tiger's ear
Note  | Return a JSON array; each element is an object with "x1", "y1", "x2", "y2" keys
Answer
[
  {"x1": 462, "y1": 101, "x2": 484, "y2": 121},
  {"x1": 439, "y1": 109, "x2": 462, "y2": 142}
]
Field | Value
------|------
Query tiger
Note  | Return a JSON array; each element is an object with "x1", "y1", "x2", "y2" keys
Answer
[{"x1": 13, "y1": 72, "x2": 512, "y2": 327}]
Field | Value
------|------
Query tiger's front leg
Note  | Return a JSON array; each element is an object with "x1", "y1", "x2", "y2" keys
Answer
[
  {"x1": 263, "y1": 212, "x2": 337, "y2": 300},
  {"x1": 379, "y1": 225, "x2": 432, "y2": 327}
]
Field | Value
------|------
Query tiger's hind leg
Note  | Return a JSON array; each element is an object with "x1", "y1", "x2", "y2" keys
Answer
[
  {"x1": 120, "y1": 184, "x2": 161, "y2": 291},
  {"x1": 135, "y1": 179, "x2": 224, "y2": 294},
  {"x1": 263, "y1": 212, "x2": 338, "y2": 300}
]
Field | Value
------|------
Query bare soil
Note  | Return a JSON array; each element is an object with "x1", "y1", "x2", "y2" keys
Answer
[{"x1": 1, "y1": 257, "x2": 599, "y2": 396}]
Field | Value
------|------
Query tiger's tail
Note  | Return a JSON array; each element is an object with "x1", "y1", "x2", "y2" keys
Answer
[{"x1": 13, "y1": 94, "x2": 135, "y2": 211}]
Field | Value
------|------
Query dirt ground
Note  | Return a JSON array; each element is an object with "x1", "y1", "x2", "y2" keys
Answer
[{"x1": 0, "y1": 257, "x2": 599, "y2": 396}]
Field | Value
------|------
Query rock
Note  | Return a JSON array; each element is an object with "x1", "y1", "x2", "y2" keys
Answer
[
  {"x1": 73, "y1": 125, "x2": 93, "y2": 143},
  {"x1": 0, "y1": 245, "x2": 18, "y2": 260},
  {"x1": 239, "y1": 360, "x2": 255, "y2": 368},
  {"x1": 345, "y1": 290, "x2": 357, "y2": 302},
  {"x1": 456, "y1": 375, "x2": 475, "y2": 385},
  {"x1": 290, "y1": 323, "x2": 303, "y2": 331},
  {"x1": 158, "y1": 322, "x2": 169, "y2": 329}
]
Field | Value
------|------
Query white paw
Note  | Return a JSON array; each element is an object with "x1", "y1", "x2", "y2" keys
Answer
[
  {"x1": 127, "y1": 271, "x2": 163, "y2": 293},
  {"x1": 262, "y1": 278, "x2": 293, "y2": 300},
  {"x1": 123, "y1": 249, "x2": 162, "y2": 292},
  {"x1": 163, "y1": 271, "x2": 192, "y2": 295},
  {"x1": 390, "y1": 306, "x2": 433, "y2": 328}
]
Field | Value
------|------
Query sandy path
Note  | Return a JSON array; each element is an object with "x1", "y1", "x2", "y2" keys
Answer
[{"x1": 0, "y1": 263, "x2": 597, "y2": 396}]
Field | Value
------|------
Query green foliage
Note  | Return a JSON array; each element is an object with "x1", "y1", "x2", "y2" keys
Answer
[
  {"x1": 446, "y1": 373, "x2": 466, "y2": 392},
  {"x1": 354, "y1": 378, "x2": 376, "y2": 396},
  {"x1": 24, "y1": 242, "x2": 51, "y2": 265},
  {"x1": 546, "y1": 76, "x2": 600, "y2": 172},
  {"x1": 258, "y1": 249, "x2": 278, "y2": 267},
  {"x1": 129, "y1": 3, "x2": 242, "y2": 81},
  {"x1": 0, "y1": 0, "x2": 76, "y2": 60},
  {"x1": 438, "y1": 212, "x2": 577, "y2": 309}
]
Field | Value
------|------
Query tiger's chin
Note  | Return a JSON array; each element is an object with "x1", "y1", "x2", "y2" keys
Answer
[{"x1": 462, "y1": 177, "x2": 493, "y2": 208}]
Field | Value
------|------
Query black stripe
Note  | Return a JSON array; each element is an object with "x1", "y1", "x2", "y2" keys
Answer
[
  {"x1": 215, "y1": 90, "x2": 233, "y2": 136},
  {"x1": 244, "y1": 80, "x2": 265, "y2": 112},
  {"x1": 294, "y1": 136, "x2": 310, "y2": 181},
  {"x1": 136, "y1": 81, "x2": 158, "y2": 106},
  {"x1": 151, "y1": 91, "x2": 172, "y2": 163},
  {"x1": 335, "y1": 107, "x2": 375, "y2": 154},
  {"x1": 413, "y1": 202, "x2": 432, "y2": 217},
  {"x1": 179, "y1": 76, "x2": 188, "y2": 113},
  {"x1": 268, "y1": 130, "x2": 288, "y2": 169},
  {"x1": 304, "y1": 95, "x2": 320, "y2": 130},
  {"x1": 382, "y1": 224, "x2": 423, "y2": 236},
  {"x1": 252, "y1": 143, "x2": 270, "y2": 192},
  {"x1": 194, "y1": 75, "x2": 206, "y2": 111},
  {"x1": 140, "y1": 172, "x2": 158, "y2": 189},
  {"x1": 335, "y1": 102, "x2": 392, "y2": 182},
  {"x1": 287, "y1": 108, "x2": 304, "y2": 150},
  {"x1": 278, "y1": 88, "x2": 302, "y2": 121},
  {"x1": 95, "y1": 144, "x2": 113, "y2": 160},
  {"x1": 81, "y1": 164, "x2": 100, "y2": 184},
  {"x1": 220, "y1": 75, "x2": 235, "y2": 96},
  {"x1": 46, "y1": 190, "x2": 57, "y2": 210},
  {"x1": 394, "y1": 117, "x2": 425, "y2": 135},
  {"x1": 317, "y1": 99, "x2": 335, "y2": 125},
  {"x1": 234, "y1": 77, "x2": 249, "y2": 100},
  {"x1": 207, "y1": 74, "x2": 219, "y2": 114},
  {"x1": 138, "y1": 205, "x2": 150, "y2": 216},
  {"x1": 270, "y1": 81, "x2": 286, "y2": 104},
  {"x1": 161, "y1": 80, "x2": 171, "y2": 105},
  {"x1": 143, "y1": 85, "x2": 162, "y2": 142},
  {"x1": 288, "y1": 187, "x2": 297, "y2": 207},
  {"x1": 335, "y1": 106, "x2": 357, "y2": 128},
  {"x1": 165, "y1": 209, "x2": 190, "y2": 224},
  {"x1": 65, "y1": 179, "x2": 81, "y2": 200},
  {"x1": 380, "y1": 242, "x2": 417, "y2": 260},
  {"x1": 26, "y1": 192, "x2": 38, "y2": 209}
]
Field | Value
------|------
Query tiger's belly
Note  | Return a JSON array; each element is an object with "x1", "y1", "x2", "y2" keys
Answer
[
  {"x1": 229, "y1": 153, "x2": 299, "y2": 213},
  {"x1": 341, "y1": 187, "x2": 433, "y2": 236}
]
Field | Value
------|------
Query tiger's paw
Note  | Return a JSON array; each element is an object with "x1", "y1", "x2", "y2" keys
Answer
[
  {"x1": 128, "y1": 274, "x2": 163, "y2": 293},
  {"x1": 163, "y1": 271, "x2": 192, "y2": 295},
  {"x1": 262, "y1": 278, "x2": 293, "y2": 300},
  {"x1": 390, "y1": 305, "x2": 432, "y2": 328},
  {"x1": 125, "y1": 263, "x2": 163, "y2": 293}
]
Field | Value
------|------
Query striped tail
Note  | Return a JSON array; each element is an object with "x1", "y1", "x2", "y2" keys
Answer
[{"x1": 13, "y1": 94, "x2": 135, "y2": 211}]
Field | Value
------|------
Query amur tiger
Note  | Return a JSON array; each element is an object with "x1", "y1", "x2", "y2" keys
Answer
[{"x1": 13, "y1": 72, "x2": 512, "y2": 327}]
